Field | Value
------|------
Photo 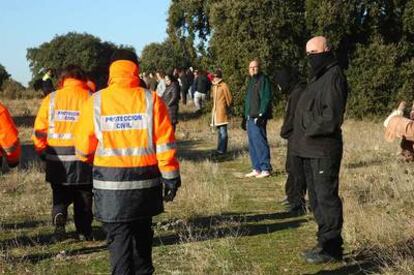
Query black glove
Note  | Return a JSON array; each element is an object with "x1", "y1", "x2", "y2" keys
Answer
[
  {"x1": 7, "y1": 161, "x2": 19, "y2": 169},
  {"x1": 241, "y1": 117, "x2": 247, "y2": 131},
  {"x1": 255, "y1": 116, "x2": 266, "y2": 127},
  {"x1": 163, "y1": 177, "x2": 181, "y2": 202}
]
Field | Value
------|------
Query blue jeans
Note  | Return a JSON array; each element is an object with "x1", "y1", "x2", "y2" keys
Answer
[
  {"x1": 247, "y1": 118, "x2": 271, "y2": 171},
  {"x1": 217, "y1": 125, "x2": 228, "y2": 153}
]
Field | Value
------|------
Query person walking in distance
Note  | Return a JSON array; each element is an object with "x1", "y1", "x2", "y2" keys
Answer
[
  {"x1": 73, "y1": 50, "x2": 181, "y2": 274},
  {"x1": 32, "y1": 65, "x2": 94, "y2": 241},
  {"x1": 277, "y1": 67, "x2": 307, "y2": 214}
]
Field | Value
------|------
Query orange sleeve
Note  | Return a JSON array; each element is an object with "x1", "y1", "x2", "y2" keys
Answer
[
  {"x1": 32, "y1": 95, "x2": 50, "y2": 154},
  {"x1": 73, "y1": 97, "x2": 98, "y2": 163},
  {"x1": 0, "y1": 106, "x2": 21, "y2": 165},
  {"x1": 152, "y1": 92, "x2": 180, "y2": 179}
]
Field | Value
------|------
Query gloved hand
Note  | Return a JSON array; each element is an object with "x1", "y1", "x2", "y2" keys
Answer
[
  {"x1": 254, "y1": 115, "x2": 266, "y2": 127},
  {"x1": 7, "y1": 161, "x2": 19, "y2": 169},
  {"x1": 384, "y1": 102, "x2": 405, "y2": 128},
  {"x1": 163, "y1": 177, "x2": 181, "y2": 202},
  {"x1": 241, "y1": 117, "x2": 247, "y2": 131}
]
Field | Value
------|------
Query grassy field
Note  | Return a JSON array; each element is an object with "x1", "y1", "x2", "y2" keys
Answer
[{"x1": 1, "y1": 98, "x2": 414, "y2": 274}]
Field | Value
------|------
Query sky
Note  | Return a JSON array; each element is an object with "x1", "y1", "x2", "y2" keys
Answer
[{"x1": 0, "y1": 0, "x2": 170, "y2": 86}]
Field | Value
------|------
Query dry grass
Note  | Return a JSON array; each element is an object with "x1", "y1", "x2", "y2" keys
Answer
[{"x1": 1, "y1": 98, "x2": 414, "y2": 273}]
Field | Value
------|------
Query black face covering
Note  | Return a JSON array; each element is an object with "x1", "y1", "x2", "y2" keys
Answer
[{"x1": 308, "y1": 51, "x2": 336, "y2": 77}]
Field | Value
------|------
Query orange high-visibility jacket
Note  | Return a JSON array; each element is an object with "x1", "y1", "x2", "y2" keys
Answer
[
  {"x1": 32, "y1": 78, "x2": 92, "y2": 184},
  {"x1": 73, "y1": 60, "x2": 180, "y2": 222},
  {"x1": 0, "y1": 102, "x2": 21, "y2": 166}
]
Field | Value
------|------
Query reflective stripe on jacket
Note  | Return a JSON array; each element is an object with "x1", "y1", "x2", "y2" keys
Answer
[
  {"x1": 73, "y1": 60, "x2": 180, "y2": 222},
  {"x1": 0, "y1": 102, "x2": 21, "y2": 166},
  {"x1": 32, "y1": 78, "x2": 92, "y2": 185}
]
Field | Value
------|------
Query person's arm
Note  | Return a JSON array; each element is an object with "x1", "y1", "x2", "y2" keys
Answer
[
  {"x1": 223, "y1": 83, "x2": 232, "y2": 107},
  {"x1": 0, "y1": 108, "x2": 21, "y2": 167},
  {"x1": 32, "y1": 96, "x2": 50, "y2": 157},
  {"x1": 73, "y1": 97, "x2": 98, "y2": 163},
  {"x1": 153, "y1": 93, "x2": 180, "y2": 189},
  {"x1": 304, "y1": 74, "x2": 347, "y2": 137},
  {"x1": 259, "y1": 76, "x2": 272, "y2": 117}
]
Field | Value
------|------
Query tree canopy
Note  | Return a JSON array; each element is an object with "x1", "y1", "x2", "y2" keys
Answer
[
  {"x1": 26, "y1": 32, "x2": 133, "y2": 89},
  {"x1": 0, "y1": 63, "x2": 10, "y2": 88},
  {"x1": 162, "y1": 0, "x2": 414, "y2": 117}
]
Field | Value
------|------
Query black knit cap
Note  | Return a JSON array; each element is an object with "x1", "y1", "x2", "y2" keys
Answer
[{"x1": 110, "y1": 49, "x2": 139, "y2": 65}]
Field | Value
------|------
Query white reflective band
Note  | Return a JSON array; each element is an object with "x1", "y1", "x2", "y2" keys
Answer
[
  {"x1": 46, "y1": 154, "x2": 79, "y2": 162},
  {"x1": 48, "y1": 133, "x2": 73, "y2": 140},
  {"x1": 156, "y1": 142, "x2": 177, "y2": 153},
  {"x1": 93, "y1": 93, "x2": 103, "y2": 143},
  {"x1": 101, "y1": 113, "x2": 148, "y2": 131},
  {"x1": 54, "y1": 110, "x2": 80, "y2": 122},
  {"x1": 48, "y1": 92, "x2": 57, "y2": 132},
  {"x1": 96, "y1": 146, "x2": 154, "y2": 157},
  {"x1": 93, "y1": 89, "x2": 155, "y2": 156},
  {"x1": 93, "y1": 178, "x2": 161, "y2": 190},
  {"x1": 161, "y1": 170, "x2": 180, "y2": 179}
]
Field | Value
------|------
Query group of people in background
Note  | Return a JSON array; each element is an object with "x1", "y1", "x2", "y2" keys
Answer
[{"x1": 0, "y1": 35, "x2": 352, "y2": 273}]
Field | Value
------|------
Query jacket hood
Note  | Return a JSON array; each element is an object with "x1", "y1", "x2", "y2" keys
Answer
[{"x1": 108, "y1": 60, "x2": 140, "y2": 88}]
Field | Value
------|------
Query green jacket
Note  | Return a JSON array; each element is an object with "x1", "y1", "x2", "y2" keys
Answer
[{"x1": 244, "y1": 73, "x2": 272, "y2": 119}]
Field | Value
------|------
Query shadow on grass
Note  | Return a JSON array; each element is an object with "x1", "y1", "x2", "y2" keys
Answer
[
  {"x1": 0, "y1": 220, "x2": 48, "y2": 230},
  {"x1": 177, "y1": 139, "x2": 248, "y2": 162},
  {"x1": 344, "y1": 159, "x2": 385, "y2": 169},
  {"x1": 154, "y1": 211, "x2": 308, "y2": 247},
  {"x1": 177, "y1": 110, "x2": 204, "y2": 122},
  {"x1": 8, "y1": 244, "x2": 107, "y2": 265}
]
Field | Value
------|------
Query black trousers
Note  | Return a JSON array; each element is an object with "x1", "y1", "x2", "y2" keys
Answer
[
  {"x1": 285, "y1": 152, "x2": 307, "y2": 207},
  {"x1": 51, "y1": 184, "x2": 93, "y2": 235},
  {"x1": 302, "y1": 154, "x2": 343, "y2": 256},
  {"x1": 103, "y1": 218, "x2": 154, "y2": 275}
]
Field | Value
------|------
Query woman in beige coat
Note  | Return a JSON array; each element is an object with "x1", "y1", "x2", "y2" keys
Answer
[{"x1": 211, "y1": 69, "x2": 232, "y2": 154}]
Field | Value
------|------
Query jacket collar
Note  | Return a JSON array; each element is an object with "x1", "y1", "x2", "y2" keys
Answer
[
  {"x1": 108, "y1": 60, "x2": 140, "y2": 88},
  {"x1": 310, "y1": 61, "x2": 338, "y2": 82},
  {"x1": 62, "y1": 78, "x2": 87, "y2": 88}
]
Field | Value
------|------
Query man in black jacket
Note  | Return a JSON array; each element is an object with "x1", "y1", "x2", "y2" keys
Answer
[
  {"x1": 278, "y1": 68, "x2": 306, "y2": 214},
  {"x1": 291, "y1": 36, "x2": 348, "y2": 264}
]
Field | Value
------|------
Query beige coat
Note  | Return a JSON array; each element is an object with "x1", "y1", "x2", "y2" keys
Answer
[
  {"x1": 211, "y1": 79, "x2": 232, "y2": 126},
  {"x1": 385, "y1": 116, "x2": 414, "y2": 142}
]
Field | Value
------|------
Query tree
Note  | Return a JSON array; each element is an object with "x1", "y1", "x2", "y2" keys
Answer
[
  {"x1": 26, "y1": 32, "x2": 133, "y2": 89},
  {"x1": 0, "y1": 63, "x2": 10, "y2": 89},
  {"x1": 164, "y1": 0, "x2": 414, "y2": 118},
  {"x1": 140, "y1": 39, "x2": 196, "y2": 74}
]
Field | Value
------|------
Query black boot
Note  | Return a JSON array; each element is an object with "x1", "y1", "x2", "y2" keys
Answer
[{"x1": 52, "y1": 213, "x2": 66, "y2": 242}]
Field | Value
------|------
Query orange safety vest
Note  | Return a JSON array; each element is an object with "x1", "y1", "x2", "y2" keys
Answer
[
  {"x1": 32, "y1": 78, "x2": 92, "y2": 184},
  {"x1": 0, "y1": 102, "x2": 21, "y2": 166},
  {"x1": 74, "y1": 60, "x2": 180, "y2": 222}
]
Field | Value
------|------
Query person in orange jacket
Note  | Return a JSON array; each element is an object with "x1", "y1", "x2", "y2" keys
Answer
[
  {"x1": 0, "y1": 102, "x2": 21, "y2": 169},
  {"x1": 73, "y1": 50, "x2": 181, "y2": 274},
  {"x1": 32, "y1": 65, "x2": 93, "y2": 241}
]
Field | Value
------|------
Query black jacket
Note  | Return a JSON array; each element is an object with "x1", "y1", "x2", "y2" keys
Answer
[
  {"x1": 196, "y1": 75, "x2": 211, "y2": 94},
  {"x1": 162, "y1": 81, "x2": 180, "y2": 124},
  {"x1": 280, "y1": 83, "x2": 305, "y2": 140},
  {"x1": 291, "y1": 63, "x2": 348, "y2": 158}
]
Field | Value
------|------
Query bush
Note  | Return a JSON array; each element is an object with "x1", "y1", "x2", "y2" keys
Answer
[{"x1": 0, "y1": 79, "x2": 41, "y2": 100}]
